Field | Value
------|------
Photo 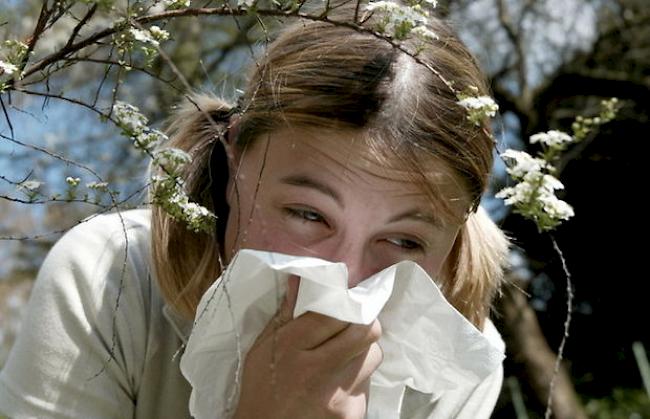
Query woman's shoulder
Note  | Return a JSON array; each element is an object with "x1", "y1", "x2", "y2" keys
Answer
[
  {"x1": 58, "y1": 208, "x2": 151, "y2": 249},
  {"x1": 36, "y1": 208, "x2": 156, "y2": 316},
  {"x1": 47, "y1": 208, "x2": 152, "y2": 271},
  {"x1": 0, "y1": 208, "x2": 193, "y2": 417}
]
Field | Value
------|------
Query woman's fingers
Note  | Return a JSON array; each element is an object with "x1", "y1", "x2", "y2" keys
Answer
[
  {"x1": 278, "y1": 275, "x2": 300, "y2": 323},
  {"x1": 264, "y1": 276, "x2": 382, "y2": 359},
  {"x1": 311, "y1": 342, "x2": 383, "y2": 417},
  {"x1": 236, "y1": 295, "x2": 384, "y2": 419},
  {"x1": 314, "y1": 319, "x2": 383, "y2": 367},
  {"x1": 281, "y1": 311, "x2": 351, "y2": 350},
  {"x1": 252, "y1": 275, "x2": 302, "y2": 345},
  {"x1": 335, "y1": 341, "x2": 384, "y2": 394}
]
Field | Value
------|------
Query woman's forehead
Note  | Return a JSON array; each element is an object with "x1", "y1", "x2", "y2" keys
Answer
[
  {"x1": 267, "y1": 127, "x2": 458, "y2": 180},
  {"x1": 241, "y1": 127, "x2": 472, "y2": 219}
]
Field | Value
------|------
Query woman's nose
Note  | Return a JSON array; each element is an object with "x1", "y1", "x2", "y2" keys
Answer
[{"x1": 329, "y1": 241, "x2": 376, "y2": 288}]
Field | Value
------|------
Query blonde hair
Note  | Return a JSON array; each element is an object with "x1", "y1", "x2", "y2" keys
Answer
[{"x1": 152, "y1": 3, "x2": 510, "y2": 328}]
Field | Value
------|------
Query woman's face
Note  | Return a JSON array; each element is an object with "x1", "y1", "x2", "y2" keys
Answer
[{"x1": 224, "y1": 127, "x2": 471, "y2": 287}]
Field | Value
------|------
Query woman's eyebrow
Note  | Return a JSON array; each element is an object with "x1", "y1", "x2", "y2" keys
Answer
[
  {"x1": 279, "y1": 174, "x2": 343, "y2": 207},
  {"x1": 388, "y1": 209, "x2": 444, "y2": 228}
]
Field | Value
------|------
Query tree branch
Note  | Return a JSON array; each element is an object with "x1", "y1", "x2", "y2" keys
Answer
[
  {"x1": 63, "y1": 3, "x2": 98, "y2": 51},
  {"x1": 496, "y1": 0, "x2": 530, "y2": 107}
]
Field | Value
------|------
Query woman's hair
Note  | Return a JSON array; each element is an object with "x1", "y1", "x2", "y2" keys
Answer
[{"x1": 151, "y1": 2, "x2": 510, "y2": 328}]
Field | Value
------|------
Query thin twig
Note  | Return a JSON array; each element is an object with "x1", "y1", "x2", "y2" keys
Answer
[
  {"x1": 544, "y1": 233, "x2": 574, "y2": 419},
  {"x1": 0, "y1": 130, "x2": 106, "y2": 186},
  {"x1": 13, "y1": 6, "x2": 455, "y2": 92},
  {"x1": 0, "y1": 194, "x2": 107, "y2": 207},
  {"x1": 0, "y1": 95, "x2": 15, "y2": 139},
  {"x1": 15, "y1": 87, "x2": 112, "y2": 120},
  {"x1": 0, "y1": 185, "x2": 149, "y2": 241},
  {"x1": 63, "y1": 4, "x2": 98, "y2": 51},
  {"x1": 19, "y1": 1, "x2": 52, "y2": 74}
]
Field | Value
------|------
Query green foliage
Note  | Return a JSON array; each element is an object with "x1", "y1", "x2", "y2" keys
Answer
[{"x1": 585, "y1": 388, "x2": 650, "y2": 419}]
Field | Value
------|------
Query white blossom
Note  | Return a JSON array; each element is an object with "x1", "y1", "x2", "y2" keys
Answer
[
  {"x1": 160, "y1": 0, "x2": 191, "y2": 9},
  {"x1": 538, "y1": 194, "x2": 574, "y2": 221},
  {"x1": 18, "y1": 180, "x2": 43, "y2": 191},
  {"x1": 113, "y1": 101, "x2": 149, "y2": 135},
  {"x1": 65, "y1": 177, "x2": 81, "y2": 187},
  {"x1": 496, "y1": 166, "x2": 574, "y2": 230},
  {"x1": 113, "y1": 102, "x2": 167, "y2": 152},
  {"x1": 0, "y1": 60, "x2": 18, "y2": 75},
  {"x1": 366, "y1": 1, "x2": 429, "y2": 39},
  {"x1": 457, "y1": 96, "x2": 497, "y2": 112},
  {"x1": 539, "y1": 174, "x2": 564, "y2": 192},
  {"x1": 3, "y1": 40, "x2": 28, "y2": 55},
  {"x1": 153, "y1": 148, "x2": 192, "y2": 173},
  {"x1": 135, "y1": 129, "x2": 167, "y2": 152},
  {"x1": 496, "y1": 98, "x2": 619, "y2": 232},
  {"x1": 129, "y1": 28, "x2": 162, "y2": 46},
  {"x1": 498, "y1": 172, "x2": 564, "y2": 205},
  {"x1": 113, "y1": 101, "x2": 213, "y2": 233},
  {"x1": 181, "y1": 202, "x2": 214, "y2": 232},
  {"x1": 500, "y1": 149, "x2": 548, "y2": 179},
  {"x1": 457, "y1": 95, "x2": 499, "y2": 125},
  {"x1": 86, "y1": 181, "x2": 109, "y2": 191},
  {"x1": 530, "y1": 130, "x2": 574, "y2": 149},
  {"x1": 151, "y1": 174, "x2": 215, "y2": 233},
  {"x1": 1, "y1": 40, "x2": 28, "y2": 71},
  {"x1": 495, "y1": 182, "x2": 534, "y2": 206},
  {"x1": 237, "y1": 0, "x2": 256, "y2": 7},
  {"x1": 368, "y1": 1, "x2": 410, "y2": 15},
  {"x1": 411, "y1": 26, "x2": 439, "y2": 41},
  {"x1": 148, "y1": 26, "x2": 170, "y2": 43}
]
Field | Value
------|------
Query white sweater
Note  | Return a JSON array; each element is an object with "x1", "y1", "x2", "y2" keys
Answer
[{"x1": 0, "y1": 209, "x2": 504, "y2": 418}]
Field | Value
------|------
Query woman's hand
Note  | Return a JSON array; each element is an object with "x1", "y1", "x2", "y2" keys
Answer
[{"x1": 233, "y1": 277, "x2": 383, "y2": 419}]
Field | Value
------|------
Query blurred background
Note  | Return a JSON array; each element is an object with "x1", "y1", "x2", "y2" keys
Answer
[{"x1": 1, "y1": 0, "x2": 648, "y2": 417}]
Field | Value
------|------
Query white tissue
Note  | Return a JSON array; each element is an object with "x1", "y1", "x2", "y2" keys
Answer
[{"x1": 180, "y1": 249, "x2": 505, "y2": 419}]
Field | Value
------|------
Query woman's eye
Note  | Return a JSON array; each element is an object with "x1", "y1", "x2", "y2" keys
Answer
[
  {"x1": 285, "y1": 208, "x2": 326, "y2": 224},
  {"x1": 385, "y1": 237, "x2": 423, "y2": 251}
]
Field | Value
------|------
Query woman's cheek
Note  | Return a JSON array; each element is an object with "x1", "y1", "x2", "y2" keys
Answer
[
  {"x1": 239, "y1": 214, "x2": 309, "y2": 255},
  {"x1": 269, "y1": 218, "x2": 331, "y2": 256}
]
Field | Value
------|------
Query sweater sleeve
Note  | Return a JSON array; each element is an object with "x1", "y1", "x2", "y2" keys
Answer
[{"x1": 0, "y1": 211, "x2": 151, "y2": 419}]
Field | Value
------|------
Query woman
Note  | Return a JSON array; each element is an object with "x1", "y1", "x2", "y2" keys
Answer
[{"x1": 0, "y1": 3, "x2": 509, "y2": 418}]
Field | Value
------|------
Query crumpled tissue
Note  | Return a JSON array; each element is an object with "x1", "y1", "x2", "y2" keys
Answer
[{"x1": 180, "y1": 249, "x2": 505, "y2": 418}]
